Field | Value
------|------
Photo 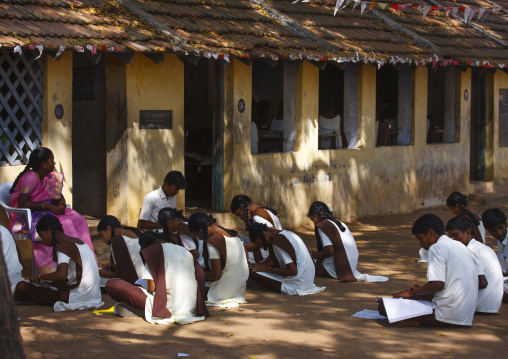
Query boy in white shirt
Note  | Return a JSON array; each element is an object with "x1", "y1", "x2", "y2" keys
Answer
[
  {"x1": 379, "y1": 214, "x2": 478, "y2": 327},
  {"x1": 138, "y1": 171, "x2": 185, "y2": 232},
  {"x1": 481, "y1": 208, "x2": 508, "y2": 303},
  {"x1": 446, "y1": 216, "x2": 503, "y2": 313}
]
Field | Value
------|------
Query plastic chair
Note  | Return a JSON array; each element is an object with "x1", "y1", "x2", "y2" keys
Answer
[{"x1": 0, "y1": 181, "x2": 32, "y2": 231}]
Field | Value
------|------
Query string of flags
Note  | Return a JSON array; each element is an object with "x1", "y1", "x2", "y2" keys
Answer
[
  {"x1": 0, "y1": 42, "x2": 504, "y2": 69},
  {"x1": 293, "y1": 0, "x2": 494, "y2": 23}
]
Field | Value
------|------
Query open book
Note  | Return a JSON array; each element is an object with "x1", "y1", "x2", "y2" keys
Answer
[{"x1": 381, "y1": 297, "x2": 433, "y2": 323}]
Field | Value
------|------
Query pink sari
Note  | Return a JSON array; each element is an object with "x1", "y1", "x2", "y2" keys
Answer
[{"x1": 10, "y1": 171, "x2": 96, "y2": 273}]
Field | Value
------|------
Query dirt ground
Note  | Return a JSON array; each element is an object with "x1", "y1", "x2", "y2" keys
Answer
[{"x1": 15, "y1": 201, "x2": 508, "y2": 359}]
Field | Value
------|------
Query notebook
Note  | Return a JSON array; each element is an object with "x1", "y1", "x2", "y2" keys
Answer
[{"x1": 381, "y1": 297, "x2": 433, "y2": 323}]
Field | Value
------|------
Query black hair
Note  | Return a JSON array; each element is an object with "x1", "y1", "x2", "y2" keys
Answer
[
  {"x1": 36, "y1": 215, "x2": 62, "y2": 262},
  {"x1": 446, "y1": 191, "x2": 480, "y2": 226},
  {"x1": 482, "y1": 208, "x2": 507, "y2": 230},
  {"x1": 231, "y1": 194, "x2": 278, "y2": 230},
  {"x1": 188, "y1": 212, "x2": 238, "y2": 239},
  {"x1": 97, "y1": 215, "x2": 141, "y2": 265},
  {"x1": 307, "y1": 201, "x2": 345, "y2": 232},
  {"x1": 164, "y1": 171, "x2": 186, "y2": 189},
  {"x1": 138, "y1": 231, "x2": 160, "y2": 250},
  {"x1": 445, "y1": 216, "x2": 473, "y2": 234},
  {"x1": 412, "y1": 214, "x2": 445, "y2": 236},
  {"x1": 158, "y1": 207, "x2": 187, "y2": 243},
  {"x1": 10, "y1": 147, "x2": 53, "y2": 193},
  {"x1": 248, "y1": 222, "x2": 269, "y2": 250}
]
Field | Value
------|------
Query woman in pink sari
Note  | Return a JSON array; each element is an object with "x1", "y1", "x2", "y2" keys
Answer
[{"x1": 9, "y1": 147, "x2": 95, "y2": 273}]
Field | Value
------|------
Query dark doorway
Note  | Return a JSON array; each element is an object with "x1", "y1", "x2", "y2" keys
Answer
[
  {"x1": 72, "y1": 52, "x2": 107, "y2": 217},
  {"x1": 184, "y1": 58, "x2": 224, "y2": 210},
  {"x1": 470, "y1": 70, "x2": 487, "y2": 181}
]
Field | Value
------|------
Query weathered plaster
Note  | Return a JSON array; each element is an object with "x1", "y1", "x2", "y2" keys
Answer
[{"x1": 492, "y1": 70, "x2": 508, "y2": 187}]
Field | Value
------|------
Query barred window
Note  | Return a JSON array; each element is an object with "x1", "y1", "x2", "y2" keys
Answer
[{"x1": 0, "y1": 49, "x2": 44, "y2": 166}]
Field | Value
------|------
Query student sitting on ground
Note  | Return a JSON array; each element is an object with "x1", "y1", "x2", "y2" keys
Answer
[
  {"x1": 418, "y1": 191, "x2": 486, "y2": 263},
  {"x1": 248, "y1": 223, "x2": 325, "y2": 295},
  {"x1": 15, "y1": 215, "x2": 103, "y2": 312},
  {"x1": 481, "y1": 208, "x2": 508, "y2": 303},
  {"x1": 97, "y1": 215, "x2": 144, "y2": 286},
  {"x1": 446, "y1": 216, "x2": 503, "y2": 313},
  {"x1": 137, "y1": 171, "x2": 185, "y2": 232},
  {"x1": 231, "y1": 194, "x2": 282, "y2": 263},
  {"x1": 378, "y1": 214, "x2": 478, "y2": 327},
  {"x1": 308, "y1": 201, "x2": 388, "y2": 282},
  {"x1": 105, "y1": 231, "x2": 208, "y2": 324},
  {"x1": 0, "y1": 225, "x2": 23, "y2": 294},
  {"x1": 188, "y1": 212, "x2": 249, "y2": 307},
  {"x1": 156, "y1": 207, "x2": 204, "y2": 268}
]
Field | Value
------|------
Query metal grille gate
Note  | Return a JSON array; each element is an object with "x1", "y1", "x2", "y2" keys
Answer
[{"x1": 0, "y1": 49, "x2": 44, "y2": 166}]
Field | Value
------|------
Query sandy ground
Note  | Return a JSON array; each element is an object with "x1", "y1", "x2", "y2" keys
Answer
[{"x1": 15, "y1": 202, "x2": 508, "y2": 359}]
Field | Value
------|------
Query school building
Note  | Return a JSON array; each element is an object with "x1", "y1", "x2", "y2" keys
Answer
[{"x1": 1, "y1": 0, "x2": 508, "y2": 228}]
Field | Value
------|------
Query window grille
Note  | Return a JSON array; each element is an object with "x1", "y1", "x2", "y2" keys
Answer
[{"x1": 0, "y1": 49, "x2": 44, "y2": 166}]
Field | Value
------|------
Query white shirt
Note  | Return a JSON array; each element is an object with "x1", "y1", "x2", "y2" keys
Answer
[
  {"x1": 181, "y1": 235, "x2": 204, "y2": 268},
  {"x1": 427, "y1": 235, "x2": 478, "y2": 326},
  {"x1": 110, "y1": 235, "x2": 145, "y2": 280},
  {"x1": 497, "y1": 233, "x2": 508, "y2": 273},
  {"x1": 252, "y1": 210, "x2": 282, "y2": 230},
  {"x1": 0, "y1": 225, "x2": 23, "y2": 293},
  {"x1": 54, "y1": 242, "x2": 103, "y2": 312},
  {"x1": 139, "y1": 187, "x2": 177, "y2": 223},
  {"x1": 467, "y1": 240, "x2": 503, "y2": 313}
]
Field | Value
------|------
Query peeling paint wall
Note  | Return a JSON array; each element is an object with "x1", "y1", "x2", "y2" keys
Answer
[{"x1": 224, "y1": 60, "x2": 471, "y2": 228}]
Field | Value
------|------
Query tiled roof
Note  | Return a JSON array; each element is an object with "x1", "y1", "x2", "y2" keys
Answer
[{"x1": 0, "y1": 0, "x2": 507, "y2": 67}]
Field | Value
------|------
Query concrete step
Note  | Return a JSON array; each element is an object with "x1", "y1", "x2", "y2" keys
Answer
[
  {"x1": 469, "y1": 180, "x2": 496, "y2": 194},
  {"x1": 468, "y1": 192, "x2": 508, "y2": 206}
]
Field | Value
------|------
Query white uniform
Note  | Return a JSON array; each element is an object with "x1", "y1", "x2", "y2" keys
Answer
[
  {"x1": 139, "y1": 187, "x2": 177, "y2": 223},
  {"x1": 0, "y1": 225, "x2": 23, "y2": 294},
  {"x1": 141, "y1": 243, "x2": 205, "y2": 324},
  {"x1": 206, "y1": 235, "x2": 249, "y2": 307},
  {"x1": 111, "y1": 235, "x2": 145, "y2": 279},
  {"x1": 258, "y1": 230, "x2": 325, "y2": 295},
  {"x1": 427, "y1": 235, "x2": 478, "y2": 326},
  {"x1": 317, "y1": 221, "x2": 388, "y2": 282},
  {"x1": 467, "y1": 239, "x2": 503, "y2": 313},
  {"x1": 53, "y1": 243, "x2": 104, "y2": 312},
  {"x1": 496, "y1": 233, "x2": 508, "y2": 295}
]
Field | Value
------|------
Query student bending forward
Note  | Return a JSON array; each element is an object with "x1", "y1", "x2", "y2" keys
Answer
[
  {"x1": 248, "y1": 223, "x2": 325, "y2": 296},
  {"x1": 188, "y1": 212, "x2": 249, "y2": 308},
  {"x1": 105, "y1": 234, "x2": 209, "y2": 324},
  {"x1": 15, "y1": 215, "x2": 103, "y2": 312}
]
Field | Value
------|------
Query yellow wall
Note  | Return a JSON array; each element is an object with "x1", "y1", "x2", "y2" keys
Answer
[
  {"x1": 224, "y1": 60, "x2": 471, "y2": 228},
  {"x1": 0, "y1": 53, "x2": 73, "y2": 227},
  {"x1": 123, "y1": 54, "x2": 185, "y2": 226}
]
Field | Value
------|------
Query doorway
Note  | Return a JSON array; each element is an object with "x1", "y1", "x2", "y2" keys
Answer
[
  {"x1": 470, "y1": 70, "x2": 487, "y2": 181},
  {"x1": 71, "y1": 52, "x2": 107, "y2": 217},
  {"x1": 184, "y1": 58, "x2": 224, "y2": 211}
]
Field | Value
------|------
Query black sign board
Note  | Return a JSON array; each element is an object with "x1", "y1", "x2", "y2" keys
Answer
[{"x1": 139, "y1": 110, "x2": 173, "y2": 130}]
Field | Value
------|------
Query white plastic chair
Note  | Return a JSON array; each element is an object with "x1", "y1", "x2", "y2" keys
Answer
[{"x1": 0, "y1": 181, "x2": 32, "y2": 231}]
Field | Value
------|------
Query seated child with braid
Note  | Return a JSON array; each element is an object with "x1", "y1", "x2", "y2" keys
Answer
[{"x1": 446, "y1": 216, "x2": 503, "y2": 313}]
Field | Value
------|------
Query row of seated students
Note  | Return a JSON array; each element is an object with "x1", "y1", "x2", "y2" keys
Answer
[{"x1": 3, "y1": 152, "x2": 507, "y2": 326}]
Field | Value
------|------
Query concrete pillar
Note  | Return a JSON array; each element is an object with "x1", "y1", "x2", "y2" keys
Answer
[
  {"x1": 42, "y1": 52, "x2": 73, "y2": 204},
  {"x1": 413, "y1": 66, "x2": 428, "y2": 148},
  {"x1": 397, "y1": 65, "x2": 412, "y2": 146},
  {"x1": 223, "y1": 58, "x2": 252, "y2": 207},
  {"x1": 358, "y1": 64, "x2": 376, "y2": 148},
  {"x1": 283, "y1": 62, "x2": 296, "y2": 152},
  {"x1": 486, "y1": 70, "x2": 495, "y2": 181},
  {"x1": 105, "y1": 54, "x2": 128, "y2": 223},
  {"x1": 294, "y1": 61, "x2": 319, "y2": 152},
  {"x1": 344, "y1": 63, "x2": 359, "y2": 148},
  {"x1": 443, "y1": 68, "x2": 456, "y2": 143}
]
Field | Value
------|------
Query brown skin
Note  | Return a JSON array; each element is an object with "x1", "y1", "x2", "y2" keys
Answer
[
  {"x1": 233, "y1": 202, "x2": 264, "y2": 254},
  {"x1": 486, "y1": 223, "x2": 508, "y2": 283},
  {"x1": 447, "y1": 228, "x2": 488, "y2": 289},
  {"x1": 97, "y1": 226, "x2": 139, "y2": 278},
  {"x1": 307, "y1": 213, "x2": 335, "y2": 260},
  {"x1": 249, "y1": 227, "x2": 297, "y2": 277},
  {"x1": 137, "y1": 183, "x2": 181, "y2": 230},
  {"x1": 391, "y1": 229, "x2": 445, "y2": 327},
  {"x1": 28, "y1": 228, "x2": 70, "y2": 283},
  {"x1": 192, "y1": 224, "x2": 234, "y2": 281},
  {"x1": 17, "y1": 153, "x2": 66, "y2": 215}
]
